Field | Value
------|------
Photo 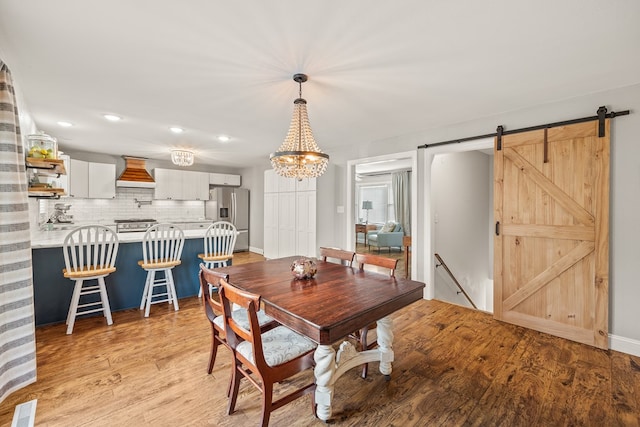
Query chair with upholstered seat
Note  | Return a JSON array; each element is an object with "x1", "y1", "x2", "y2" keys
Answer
[
  {"x1": 62, "y1": 225, "x2": 119, "y2": 334},
  {"x1": 353, "y1": 253, "x2": 398, "y2": 378},
  {"x1": 198, "y1": 221, "x2": 237, "y2": 297},
  {"x1": 199, "y1": 265, "x2": 276, "y2": 376},
  {"x1": 138, "y1": 223, "x2": 184, "y2": 317},
  {"x1": 319, "y1": 247, "x2": 355, "y2": 266},
  {"x1": 219, "y1": 277, "x2": 317, "y2": 427}
]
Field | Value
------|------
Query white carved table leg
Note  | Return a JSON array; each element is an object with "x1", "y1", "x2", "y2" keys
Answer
[
  {"x1": 314, "y1": 344, "x2": 336, "y2": 422},
  {"x1": 376, "y1": 316, "x2": 394, "y2": 378}
]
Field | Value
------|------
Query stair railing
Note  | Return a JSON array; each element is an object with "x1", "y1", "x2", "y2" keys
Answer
[{"x1": 434, "y1": 253, "x2": 477, "y2": 309}]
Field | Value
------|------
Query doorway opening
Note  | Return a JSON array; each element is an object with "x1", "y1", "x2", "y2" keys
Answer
[
  {"x1": 422, "y1": 138, "x2": 494, "y2": 312},
  {"x1": 347, "y1": 151, "x2": 418, "y2": 280}
]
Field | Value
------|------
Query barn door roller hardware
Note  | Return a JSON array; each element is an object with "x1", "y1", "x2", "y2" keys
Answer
[{"x1": 418, "y1": 106, "x2": 630, "y2": 151}]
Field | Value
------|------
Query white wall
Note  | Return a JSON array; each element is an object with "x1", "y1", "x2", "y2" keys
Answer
[{"x1": 431, "y1": 151, "x2": 492, "y2": 310}]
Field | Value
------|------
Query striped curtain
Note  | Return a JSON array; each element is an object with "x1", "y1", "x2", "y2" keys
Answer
[{"x1": 0, "y1": 61, "x2": 37, "y2": 403}]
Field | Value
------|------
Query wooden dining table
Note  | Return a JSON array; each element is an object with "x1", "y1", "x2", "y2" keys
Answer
[{"x1": 216, "y1": 255, "x2": 426, "y2": 422}]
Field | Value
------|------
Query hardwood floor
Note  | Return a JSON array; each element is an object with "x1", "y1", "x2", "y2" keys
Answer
[{"x1": 1, "y1": 251, "x2": 639, "y2": 426}]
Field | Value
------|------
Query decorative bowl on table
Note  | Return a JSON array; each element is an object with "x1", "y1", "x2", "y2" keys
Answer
[{"x1": 290, "y1": 257, "x2": 318, "y2": 280}]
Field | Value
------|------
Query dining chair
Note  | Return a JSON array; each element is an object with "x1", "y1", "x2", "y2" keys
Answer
[
  {"x1": 138, "y1": 223, "x2": 184, "y2": 317},
  {"x1": 197, "y1": 221, "x2": 237, "y2": 297},
  {"x1": 319, "y1": 246, "x2": 355, "y2": 266},
  {"x1": 219, "y1": 277, "x2": 317, "y2": 427},
  {"x1": 198, "y1": 265, "x2": 276, "y2": 376},
  {"x1": 62, "y1": 225, "x2": 119, "y2": 334},
  {"x1": 353, "y1": 252, "x2": 398, "y2": 378}
]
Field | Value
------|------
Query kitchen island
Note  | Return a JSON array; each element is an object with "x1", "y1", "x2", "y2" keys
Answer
[{"x1": 31, "y1": 228, "x2": 222, "y2": 326}]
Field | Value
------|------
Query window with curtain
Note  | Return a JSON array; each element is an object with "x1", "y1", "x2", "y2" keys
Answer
[{"x1": 359, "y1": 185, "x2": 394, "y2": 224}]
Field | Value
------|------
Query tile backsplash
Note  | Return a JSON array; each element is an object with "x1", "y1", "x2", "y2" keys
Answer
[{"x1": 33, "y1": 187, "x2": 206, "y2": 228}]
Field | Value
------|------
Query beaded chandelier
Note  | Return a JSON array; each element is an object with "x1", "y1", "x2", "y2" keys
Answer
[{"x1": 270, "y1": 73, "x2": 329, "y2": 180}]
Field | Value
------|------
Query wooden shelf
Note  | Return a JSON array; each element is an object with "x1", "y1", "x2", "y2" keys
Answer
[
  {"x1": 25, "y1": 157, "x2": 67, "y2": 175},
  {"x1": 28, "y1": 187, "x2": 66, "y2": 198}
]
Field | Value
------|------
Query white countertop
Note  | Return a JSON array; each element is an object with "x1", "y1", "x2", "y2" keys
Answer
[{"x1": 31, "y1": 228, "x2": 211, "y2": 249}]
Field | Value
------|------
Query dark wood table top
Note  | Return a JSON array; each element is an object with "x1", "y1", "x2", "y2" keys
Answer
[{"x1": 216, "y1": 256, "x2": 425, "y2": 345}]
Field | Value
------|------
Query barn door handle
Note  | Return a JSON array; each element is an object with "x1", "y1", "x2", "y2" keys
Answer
[{"x1": 495, "y1": 221, "x2": 500, "y2": 236}]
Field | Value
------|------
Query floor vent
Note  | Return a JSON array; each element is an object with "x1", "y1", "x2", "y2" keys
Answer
[{"x1": 12, "y1": 399, "x2": 37, "y2": 427}]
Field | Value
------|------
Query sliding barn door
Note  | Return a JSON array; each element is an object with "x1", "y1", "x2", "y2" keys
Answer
[{"x1": 494, "y1": 120, "x2": 610, "y2": 349}]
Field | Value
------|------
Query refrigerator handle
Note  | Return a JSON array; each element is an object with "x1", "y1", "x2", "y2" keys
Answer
[{"x1": 232, "y1": 192, "x2": 236, "y2": 225}]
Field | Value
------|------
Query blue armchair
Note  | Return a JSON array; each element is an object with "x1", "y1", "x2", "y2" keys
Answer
[{"x1": 367, "y1": 221, "x2": 404, "y2": 252}]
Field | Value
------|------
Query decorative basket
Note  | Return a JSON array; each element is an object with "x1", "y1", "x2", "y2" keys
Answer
[{"x1": 290, "y1": 257, "x2": 318, "y2": 280}]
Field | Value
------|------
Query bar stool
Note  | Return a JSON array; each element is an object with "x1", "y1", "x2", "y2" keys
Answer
[
  {"x1": 138, "y1": 223, "x2": 185, "y2": 317},
  {"x1": 197, "y1": 221, "x2": 237, "y2": 297},
  {"x1": 62, "y1": 225, "x2": 119, "y2": 335}
]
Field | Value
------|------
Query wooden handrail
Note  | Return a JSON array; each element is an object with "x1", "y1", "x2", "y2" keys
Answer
[{"x1": 434, "y1": 253, "x2": 477, "y2": 309}]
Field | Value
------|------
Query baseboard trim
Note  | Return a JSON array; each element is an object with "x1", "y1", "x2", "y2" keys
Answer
[
  {"x1": 609, "y1": 334, "x2": 640, "y2": 357},
  {"x1": 249, "y1": 246, "x2": 263, "y2": 255}
]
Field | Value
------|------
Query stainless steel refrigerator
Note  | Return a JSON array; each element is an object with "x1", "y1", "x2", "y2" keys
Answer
[{"x1": 205, "y1": 187, "x2": 249, "y2": 251}]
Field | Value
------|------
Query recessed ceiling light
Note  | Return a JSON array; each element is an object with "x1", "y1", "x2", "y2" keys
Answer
[
  {"x1": 169, "y1": 127, "x2": 184, "y2": 134},
  {"x1": 217, "y1": 135, "x2": 230, "y2": 142},
  {"x1": 103, "y1": 114, "x2": 122, "y2": 122},
  {"x1": 57, "y1": 121, "x2": 73, "y2": 127}
]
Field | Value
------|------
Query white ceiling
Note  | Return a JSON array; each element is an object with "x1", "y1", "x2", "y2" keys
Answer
[{"x1": 1, "y1": 1, "x2": 638, "y2": 169}]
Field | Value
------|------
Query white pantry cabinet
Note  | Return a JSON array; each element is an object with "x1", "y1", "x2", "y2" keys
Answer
[{"x1": 263, "y1": 169, "x2": 316, "y2": 259}]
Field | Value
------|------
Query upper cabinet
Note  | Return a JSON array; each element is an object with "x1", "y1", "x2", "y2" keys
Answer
[
  {"x1": 67, "y1": 159, "x2": 116, "y2": 199},
  {"x1": 153, "y1": 168, "x2": 209, "y2": 200},
  {"x1": 209, "y1": 172, "x2": 241, "y2": 187},
  {"x1": 88, "y1": 162, "x2": 116, "y2": 198}
]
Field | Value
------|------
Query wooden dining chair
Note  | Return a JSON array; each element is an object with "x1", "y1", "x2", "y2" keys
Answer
[
  {"x1": 353, "y1": 252, "x2": 399, "y2": 378},
  {"x1": 198, "y1": 265, "x2": 276, "y2": 376},
  {"x1": 219, "y1": 277, "x2": 317, "y2": 427},
  {"x1": 319, "y1": 247, "x2": 355, "y2": 266},
  {"x1": 355, "y1": 252, "x2": 398, "y2": 277}
]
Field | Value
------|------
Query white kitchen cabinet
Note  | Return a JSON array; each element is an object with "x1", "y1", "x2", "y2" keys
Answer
[
  {"x1": 296, "y1": 177, "x2": 316, "y2": 192},
  {"x1": 88, "y1": 162, "x2": 116, "y2": 198},
  {"x1": 185, "y1": 171, "x2": 210, "y2": 200},
  {"x1": 173, "y1": 221, "x2": 211, "y2": 231},
  {"x1": 209, "y1": 172, "x2": 241, "y2": 186},
  {"x1": 277, "y1": 191, "x2": 297, "y2": 257},
  {"x1": 263, "y1": 169, "x2": 316, "y2": 259},
  {"x1": 153, "y1": 168, "x2": 181, "y2": 199},
  {"x1": 296, "y1": 191, "x2": 316, "y2": 257},
  {"x1": 154, "y1": 169, "x2": 209, "y2": 200},
  {"x1": 68, "y1": 159, "x2": 89, "y2": 198},
  {"x1": 68, "y1": 159, "x2": 115, "y2": 199},
  {"x1": 263, "y1": 192, "x2": 279, "y2": 258}
]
